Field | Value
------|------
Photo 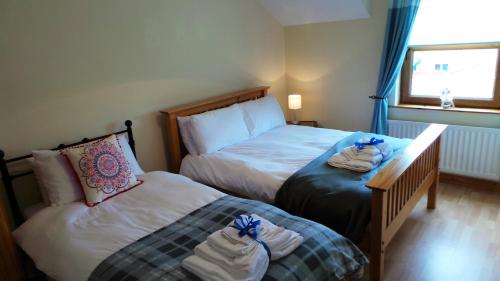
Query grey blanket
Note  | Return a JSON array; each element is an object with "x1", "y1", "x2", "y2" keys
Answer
[
  {"x1": 89, "y1": 195, "x2": 368, "y2": 281},
  {"x1": 275, "y1": 132, "x2": 411, "y2": 242}
]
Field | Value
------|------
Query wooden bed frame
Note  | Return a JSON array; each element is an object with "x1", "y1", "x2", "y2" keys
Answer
[{"x1": 161, "y1": 86, "x2": 447, "y2": 281}]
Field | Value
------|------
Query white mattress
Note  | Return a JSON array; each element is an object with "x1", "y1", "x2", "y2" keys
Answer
[
  {"x1": 180, "y1": 125, "x2": 352, "y2": 203},
  {"x1": 13, "y1": 171, "x2": 225, "y2": 281}
]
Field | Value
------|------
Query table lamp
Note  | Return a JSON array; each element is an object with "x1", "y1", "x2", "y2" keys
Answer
[{"x1": 288, "y1": 94, "x2": 302, "y2": 124}]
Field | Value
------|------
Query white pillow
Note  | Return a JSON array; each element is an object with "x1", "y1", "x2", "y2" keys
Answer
[
  {"x1": 239, "y1": 95, "x2": 286, "y2": 137},
  {"x1": 26, "y1": 158, "x2": 50, "y2": 206},
  {"x1": 31, "y1": 150, "x2": 83, "y2": 206},
  {"x1": 62, "y1": 135, "x2": 143, "y2": 207},
  {"x1": 30, "y1": 134, "x2": 144, "y2": 206},
  {"x1": 187, "y1": 104, "x2": 250, "y2": 155},
  {"x1": 117, "y1": 133, "x2": 145, "y2": 176},
  {"x1": 177, "y1": 116, "x2": 199, "y2": 155}
]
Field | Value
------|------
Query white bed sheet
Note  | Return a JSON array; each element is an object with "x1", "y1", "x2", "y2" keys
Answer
[
  {"x1": 13, "y1": 171, "x2": 225, "y2": 281},
  {"x1": 180, "y1": 125, "x2": 352, "y2": 203}
]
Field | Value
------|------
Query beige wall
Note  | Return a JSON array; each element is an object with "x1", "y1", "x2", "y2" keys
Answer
[
  {"x1": 0, "y1": 0, "x2": 286, "y2": 171},
  {"x1": 2, "y1": 0, "x2": 498, "y2": 218},
  {"x1": 285, "y1": 0, "x2": 499, "y2": 130},
  {"x1": 285, "y1": 0, "x2": 387, "y2": 131},
  {"x1": 0, "y1": 0, "x2": 285, "y2": 209}
]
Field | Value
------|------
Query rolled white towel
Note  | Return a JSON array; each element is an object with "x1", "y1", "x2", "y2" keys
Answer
[
  {"x1": 356, "y1": 138, "x2": 381, "y2": 154},
  {"x1": 355, "y1": 138, "x2": 394, "y2": 161},
  {"x1": 211, "y1": 215, "x2": 304, "y2": 261},
  {"x1": 182, "y1": 253, "x2": 268, "y2": 281},
  {"x1": 341, "y1": 146, "x2": 384, "y2": 165},
  {"x1": 356, "y1": 153, "x2": 383, "y2": 165},
  {"x1": 328, "y1": 152, "x2": 382, "y2": 172},
  {"x1": 328, "y1": 152, "x2": 348, "y2": 166},
  {"x1": 192, "y1": 241, "x2": 269, "y2": 281},
  {"x1": 230, "y1": 214, "x2": 304, "y2": 261},
  {"x1": 354, "y1": 146, "x2": 380, "y2": 156},
  {"x1": 376, "y1": 143, "x2": 393, "y2": 160},
  {"x1": 341, "y1": 146, "x2": 358, "y2": 160},
  {"x1": 347, "y1": 159, "x2": 381, "y2": 172},
  {"x1": 252, "y1": 214, "x2": 303, "y2": 260},
  {"x1": 206, "y1": 229, "x2": 256, "y2": 258},
  {"x1": 332, "y1": 160, "x2": 379, "y2": 172}
]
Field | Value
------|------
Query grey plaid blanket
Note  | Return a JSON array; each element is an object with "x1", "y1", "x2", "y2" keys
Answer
[{"x1": 89, "y1": 196, "x2": 368, "y2": 281}]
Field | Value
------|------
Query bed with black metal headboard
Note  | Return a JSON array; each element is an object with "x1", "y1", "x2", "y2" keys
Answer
[{"x1": 0, "y1": 120, "x2": 136, "y2": 226}]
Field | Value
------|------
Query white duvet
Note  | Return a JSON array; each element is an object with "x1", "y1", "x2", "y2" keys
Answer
[
  {"x1": 180, "y1": 125, "x2": 352, "y2": 203},
  {"x1": 13, "y1": 171, "x2": 225, "y2": 281}
]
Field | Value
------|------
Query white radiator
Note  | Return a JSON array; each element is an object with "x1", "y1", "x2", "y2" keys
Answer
[{"x1": 388, "y1": 120, "x2": 500, "y2": 182}]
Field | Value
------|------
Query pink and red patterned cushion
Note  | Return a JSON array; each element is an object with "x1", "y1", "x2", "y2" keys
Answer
[{"x1": 62, "y1": 135, "x2": 142, "y2": 206}]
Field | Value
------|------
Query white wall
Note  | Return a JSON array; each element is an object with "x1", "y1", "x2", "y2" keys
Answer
[{"x1": 0, "y1": 0, "x2": 285, "y2": 211}]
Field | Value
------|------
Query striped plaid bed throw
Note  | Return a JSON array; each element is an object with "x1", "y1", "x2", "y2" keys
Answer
[{"x1": 89, "y1": 195, "x2": 368, "y2": 281}]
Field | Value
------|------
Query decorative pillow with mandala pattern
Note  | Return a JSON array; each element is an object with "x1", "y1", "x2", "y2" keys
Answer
[{"x1": 62, "y1": 134, "x2": 143, "y2": 207}]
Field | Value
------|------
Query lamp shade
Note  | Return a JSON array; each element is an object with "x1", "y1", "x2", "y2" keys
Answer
[{"x1": 288, "y1": 94, "x2": 302, "y2": 110}]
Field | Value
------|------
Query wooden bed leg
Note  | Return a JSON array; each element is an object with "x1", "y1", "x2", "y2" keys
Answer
[
  {"x1": 370, "y1": 190, "x2": 387, "y2": 281},
  {"x1": 427, "y1": 168, "x2": 438, "y2": 209},
  {"x1": 370, "y1": 241, "x2": 385, "y2": 281},
  {"x1": 427, "y1": 137, "x2": 441, "y2": 210}
]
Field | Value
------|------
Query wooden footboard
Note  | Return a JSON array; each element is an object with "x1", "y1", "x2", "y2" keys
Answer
[{"x1": 366, "y1": 124, "x2": 447, "y2": 281}]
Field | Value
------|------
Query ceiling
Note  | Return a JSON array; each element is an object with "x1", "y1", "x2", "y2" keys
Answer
[{"x1": 259, "y1": 0, "x2": 371, "y2": 26}]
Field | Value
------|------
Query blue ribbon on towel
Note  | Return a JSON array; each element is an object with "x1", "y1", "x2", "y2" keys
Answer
[
  {"x1": 230, "y1": 215, "x2": 271, "y2": 259},
  {"x1": 354, "y1": 137, "x2": 384, "y2": 150}
]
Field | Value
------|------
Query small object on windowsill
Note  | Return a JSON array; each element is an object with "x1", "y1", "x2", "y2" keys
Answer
[
  {"x1": 389, "y1": 104, "x2": 500, "y2": 114},
  {"x1": 440, "y1": 88, "x2": 455, "y2": 109},
  {"x1": 286, "y1": 120, "x2": 318, "y2": 127}
]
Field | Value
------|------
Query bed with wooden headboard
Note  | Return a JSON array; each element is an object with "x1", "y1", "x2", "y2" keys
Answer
[
  {"x1": 161, "y1": 86, "x2": 447, "y2": 281},
  {"x1": 161, "y1": 86, "x2": 269, "y2": 173}
]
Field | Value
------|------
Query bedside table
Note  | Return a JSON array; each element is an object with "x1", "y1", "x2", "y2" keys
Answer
[{"x1": 286, "y1": 120, "x2": 318, "y2": 127}]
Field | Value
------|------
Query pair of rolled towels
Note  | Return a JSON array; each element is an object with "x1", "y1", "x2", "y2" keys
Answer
[
  {"x1": 328, "y1": 138, "x2": 393, "y2": 172},
  {"x1": 182, "y1": 214, "x2": 303, "y2": 281}
]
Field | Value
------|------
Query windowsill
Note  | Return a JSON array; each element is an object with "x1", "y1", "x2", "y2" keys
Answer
[{"x1": 390, "y1": 104, "x2": 500, "y2": 115}]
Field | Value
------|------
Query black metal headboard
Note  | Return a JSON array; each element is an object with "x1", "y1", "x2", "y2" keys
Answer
[{"x1": 0, "y1": 120, "x2": 136, "y2": 226}]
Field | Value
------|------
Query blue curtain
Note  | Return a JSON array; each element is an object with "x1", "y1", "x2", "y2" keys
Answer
[{"x1": 370, "y1": 0, "x2": 420, "y2": 135}]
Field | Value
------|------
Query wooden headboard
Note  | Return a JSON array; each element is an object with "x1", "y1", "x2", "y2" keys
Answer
[{"x1": 160, "y1": 86, "x2": 270, "y2": 173}]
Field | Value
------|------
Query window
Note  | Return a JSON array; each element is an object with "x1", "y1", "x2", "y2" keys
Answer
[
  {"x1": 399, "y1": 0, "x2": 500, "y2": 109},
  {"x1": 400, "y1": 44, "x2": 500, "y2": 108}
]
